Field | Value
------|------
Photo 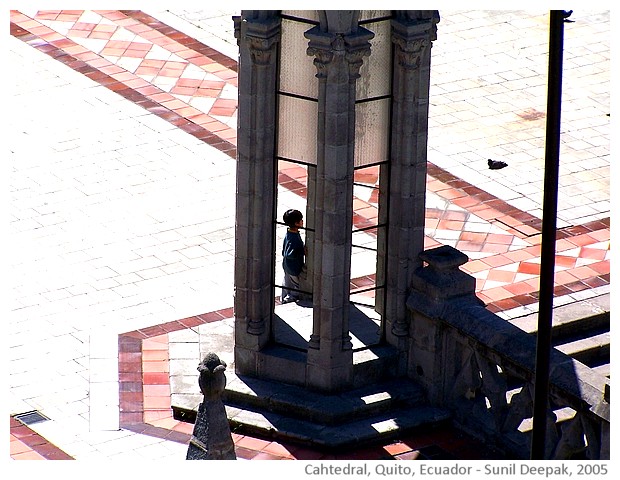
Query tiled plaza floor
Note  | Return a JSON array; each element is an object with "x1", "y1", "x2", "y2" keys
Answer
[{"x1": 8, "y1": 9, "x2": 610, "y2": 464}]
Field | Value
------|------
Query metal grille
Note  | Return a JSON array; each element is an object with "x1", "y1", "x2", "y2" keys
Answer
[{"x1": 13, "y1": 410, "x2": 50, "y2": 425}]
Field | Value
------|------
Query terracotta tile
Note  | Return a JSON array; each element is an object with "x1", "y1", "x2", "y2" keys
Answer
[
  {"x1": 481, "y1": 286, "x2": 512, "y2": 302},
  {"x1": 216, "y1": 129, "x2": 237, "y2": 141},
  {"x1": 142, "y1": 349, "x2": 168, "y2": 361},
  {"x1": 143, "y1": 384, "x2": 171, "y2": 397},
  {"x1": 438, "y1": 188, "x2": 467, "y2": 200},
  {"x1": 568, "y1": 265, "x2": 599, "y2": 280},
  {"x1": 504, "y1": 249, "x2": 536, "y2": 262},
  {"x1": 553, "y1": 270, "x2": 579, "y2": 285},
  {"x1": 586, "y1": 261, "x2": 610, "y2": 275},
  {"x1": 554, "y1": 255, "x2": 577, "y2": 268},
  {"x1": 67, "y1": 29, "x2": 90, "y2": 38},
  {"x1": 89, "y1": 31, "x2": 115, "y2": 40},
  {"x1": 456, "y1": 240, "x2": 484, "y2": 252},
  {"x1": 142, "y1": 360, "x2": 169, "y2": 373},
  {"x1": 589, "y1": 228, "x2": 610, "y2": 241},
  {"x1": 504, "y1": 281, "x2": 537, "y2": 296},
  {"x1": 143, "y1": 409, "x2": 173, "y2": 423},
  {"x1": 34, "y1": 11, "x2": 62, "y2": 20},
  {"x1": 262, "y1": 441, "x2": 295, "y2": 458},
  {"x1": 235, "y1": 435, "x2": 272, "y2": 451},
  {"x1": 486, "y1": 232, "x2": 514, "y2": 245},
  {"x1": 583, "y1": 275, "x2": 609, "y2": 288},
  {"x1": 210, "y1": 106, "x2": 237, "y2": 116},
  {"x1": 124, "y1": 48, "x2": 151, "y2": 58},
  {"x1": 383, "y1": 441, "x2": 414, "y2": 456},
  {"x1": 12, "y1": 450, "x2": 46, "y2": 460},
  {"x1": 442, "y1": 210, "x2": 468, "y2": 222},
  {"x1": 481, "y1": 254, "x2": 513, "y2": 268},
  {"x1": 565, "y1": 281, "x2": 589, "y2": 293},
  {"x1": 395, "y1": 450, "x2": 424, "y2": 460},
  {"x1": 235, "y1": 446, "x2": 260, "y2": 460},
  {"x1": 567, "y1": 234, "x2": 598, "y2": 247},
  {"x1": 486, "y1": 269, "x2": 516, "y2": 283},
  {"x1": 142, "y1": 335, "x2": 169, "y2": 349},
  {"x1": 437, "y1": 219, "x2": 464, "y2": 231},
  {"x1": 142, "y1": 372, "x2": 169, "y2": 385},
  {"x1": 143, "y1": 396, "x2": 172, "y2": 410},
  {"x1": 578, "y1": 247, "x2": 607, "y2": 260},
  {"x1": 10, "y1": 438, "x2": 32, "y2": 455},
  {"x1": 480, "y1": 242, "x2": 510, "y2": 254}
]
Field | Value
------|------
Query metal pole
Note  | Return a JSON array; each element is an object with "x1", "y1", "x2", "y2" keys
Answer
[{"x1": 530, "y1": 10, "x2": 564, "y2": 460}]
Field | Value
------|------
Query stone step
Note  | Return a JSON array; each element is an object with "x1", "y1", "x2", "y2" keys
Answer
[
  {"x1": 554, "y1": 331, "x2": 610, "y2": 368},
  {"x1": 222, "y1": 374, "x2": 428, "y2": 426},
  {"x1": 224, "y1": 402, "x2": 451, "y2": 451},
  {"x1": 593, "y1": 364, "x2": 610, "y2": 378},
  {"x1": 509, "y1": 294, "x2": 609, "y2": 343},
  {"x1": 508, "y1": 294, "x2": 610, "y2": 370},
  {"x1": 172, "y1": 372, "x2": 451, "y2": 450}
]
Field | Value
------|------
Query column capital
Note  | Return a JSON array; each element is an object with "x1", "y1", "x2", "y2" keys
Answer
[
  {"x1": 305, "y1": 25, "x2": 374, "y2": 80},
  {"x1": 235, "y1": 13, "x2": 281, "y2": 66},
  {"x1": 391, "y1": 12, "x2": 439, "y2": 70}
]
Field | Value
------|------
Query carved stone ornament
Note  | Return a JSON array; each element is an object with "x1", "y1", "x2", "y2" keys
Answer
[
  {"x1": 393, "y1": 36, "x2": 430, "y2": 70},
  {"x1": 245, "y1": 34, "x2": 279, "y2": 66},
  {"x1": 305, "y1": 25, "x2": 373, "y2": 80}
]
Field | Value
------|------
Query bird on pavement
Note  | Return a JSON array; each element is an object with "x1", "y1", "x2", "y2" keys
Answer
[{"x1": 488, "y1": 159, "x2": 508, "y2": 170}]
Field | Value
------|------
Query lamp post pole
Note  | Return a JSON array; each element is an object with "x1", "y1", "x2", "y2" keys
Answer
[{"x1": 530, "y1": 10, "x2": 564, "y2": 460}]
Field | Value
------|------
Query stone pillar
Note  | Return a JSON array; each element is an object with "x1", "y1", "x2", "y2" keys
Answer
[
  {"x1": 299, "y1": 170, "x2": 316, "y2": 301},
  {"x1": 304, "y1": 14, "x2": 374, "y2": 392},
  {"x1": 186, "y1": 354, "x2": 236, "y2": 460},
  {"x1": 407, "y1": 245, "x2": 477, "y2": 403},
  {"x1": 383, "y1": 12, "x2": 439, "y2": 351},
  {"x1": 233, "y1": 12, "x2": 281, "y2": 375}
]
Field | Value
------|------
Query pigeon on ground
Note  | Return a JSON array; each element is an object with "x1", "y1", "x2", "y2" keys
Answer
[{"x1": 488, "y1": 159, "x2": 508, "y2": 170}]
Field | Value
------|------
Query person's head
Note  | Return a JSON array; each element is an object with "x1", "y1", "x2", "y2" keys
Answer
[{"x1": 283, "y1": 209, "x2": 303, "y2": 228}]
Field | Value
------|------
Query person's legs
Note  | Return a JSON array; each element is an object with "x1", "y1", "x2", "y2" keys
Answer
[{"x1": 282, "y1": 273, "x2": 300, "y2": 303}]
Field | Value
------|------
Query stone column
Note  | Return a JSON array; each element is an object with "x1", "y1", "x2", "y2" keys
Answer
[
  {"x1": 299, "y1": 170, "x2": 316, "y2": 301},
  {"x1": 233, "y1": 12, "x2": 281, "y2": 374},
  {"x1": 383, "y1": 12, "x2": 439, "y2": 351},
  {"x1": 304, "y1": 16, "x2": 373, "y2": 392}
]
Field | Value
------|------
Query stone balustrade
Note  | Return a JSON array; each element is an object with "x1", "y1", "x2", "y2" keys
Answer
[{"x1": 406, "y1": 245, "x2": 610, "y2": 460}]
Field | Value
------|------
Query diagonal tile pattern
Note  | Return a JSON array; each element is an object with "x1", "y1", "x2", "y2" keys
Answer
[{"x1": 9, "y1": 9, "x2": 609, "y2": 462}]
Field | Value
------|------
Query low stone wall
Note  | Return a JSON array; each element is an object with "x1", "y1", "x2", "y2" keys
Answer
[{"x1": 405, "y1": 245, "x2": 610, "y2": 460}]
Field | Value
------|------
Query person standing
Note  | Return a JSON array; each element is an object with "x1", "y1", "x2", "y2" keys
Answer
[{"x1": 281, "y1": 209, "x2": 305, "y2": 304}]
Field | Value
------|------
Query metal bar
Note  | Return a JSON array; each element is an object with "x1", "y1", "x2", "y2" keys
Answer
[{"x1": 531, "y1": 10, "x2": 564, "y2": 460}]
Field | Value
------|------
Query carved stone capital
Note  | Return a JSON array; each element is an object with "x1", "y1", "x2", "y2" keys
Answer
[
  {"x1": 391, "y1": 12, "x2": 439, "y2": 71},
  {"x1": 393, "y1": 36, "x2": 430, "y2": 70},
  {"x1": 305, "y1": 25, "x2": 373, "y2": 80},
  {"x1": 246, "y1": 34, "x2": 279, "y2": 66},
  {"x1": 235, "y1": 12, "x2": 281, "y2": 66}
]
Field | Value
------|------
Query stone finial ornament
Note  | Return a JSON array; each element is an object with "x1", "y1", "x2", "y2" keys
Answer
[{"x1": 186, "y1": 353, "x2": 236, "y2": 460}]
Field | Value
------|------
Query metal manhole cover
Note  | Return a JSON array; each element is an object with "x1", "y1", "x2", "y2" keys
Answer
[{"x1": 13, "y1": 410, "x2": 50, "y2": 425}]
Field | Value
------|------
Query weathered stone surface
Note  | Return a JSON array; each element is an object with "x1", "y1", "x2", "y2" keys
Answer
[{"x1": 186, "y1": 353, "x2": 236, "y2": 460}]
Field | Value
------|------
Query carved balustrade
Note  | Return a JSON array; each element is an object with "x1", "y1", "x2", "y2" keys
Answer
[{"x1": 407, "y1": 245, "x2": 610, "y2": 460}]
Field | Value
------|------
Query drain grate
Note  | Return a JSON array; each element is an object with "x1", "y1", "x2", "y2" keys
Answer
[{"x1": 13, "y1": 410, "x2": 50, "y2": 426}]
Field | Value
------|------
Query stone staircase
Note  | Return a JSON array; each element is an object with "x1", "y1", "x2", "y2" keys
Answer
[
  {"x1": 509, "y1": 293, "x2": 610, "y2": 378},
  {"x1": 173, "y1": 372, "x2": 451, "y2": 451}
]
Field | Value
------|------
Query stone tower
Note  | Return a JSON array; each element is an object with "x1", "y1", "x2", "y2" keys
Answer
[{"x1": 233, "y1": 10, "x2": 439, "y2": 393}]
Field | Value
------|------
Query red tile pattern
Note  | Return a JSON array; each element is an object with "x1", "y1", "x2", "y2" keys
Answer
[
  {"x1": 10, "y1": 416, "x2": 74, "y2": 460},
  {"x1": 10, "y1": 9, "x2": 610, "y2": 315},
  {"x1": 9, "y1": 9, "x2": 610, "y2": 460},
  {"x1": 117, "y1": 309, "x2": 502, "y2": 460}
]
